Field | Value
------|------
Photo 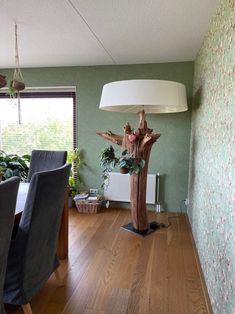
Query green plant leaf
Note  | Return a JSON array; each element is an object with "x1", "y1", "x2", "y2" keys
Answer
[
  {"x1": 0, "y1": 150, "x2": 30, "y2": 181},
  {"x1": 4, "y1": 168, "x2": 14, "y2": 178}
]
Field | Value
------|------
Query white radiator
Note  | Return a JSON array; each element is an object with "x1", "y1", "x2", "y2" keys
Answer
[{"x1": 104, "y1": 172, "x2": 156, "y2": 204}]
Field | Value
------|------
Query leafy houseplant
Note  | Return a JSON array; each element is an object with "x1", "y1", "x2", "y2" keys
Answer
[
  {"x1": 67, "y1": 148, "x2": 86, "y2": 207},
  {"x1": 99, "y1": 145, "x2": 145, "y2": 188},
  {"x1": 0, "y1": 165, "x2": 5, "y2": 181},
  {"x1": 99, "y1": 146, "x2": 118, "y2": 188},
  {"x1": 0, "y1": 150, "x2": 30, "y2": 182},
  {"x1": 118, "y1": 149, "x2": 145, "y2": 174}
]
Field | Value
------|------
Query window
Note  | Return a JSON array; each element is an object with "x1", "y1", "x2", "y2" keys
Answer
[{"x1": 0, "y1": 90, "x2": 76, "y2": 155}]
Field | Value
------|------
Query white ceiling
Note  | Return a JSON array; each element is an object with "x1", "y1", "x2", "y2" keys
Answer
[{"x1": 0, "y1": 0, "x2": 219, "y2": 68}]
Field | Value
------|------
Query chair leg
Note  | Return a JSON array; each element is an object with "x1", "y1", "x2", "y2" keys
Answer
[
  {"x1": 54, "y1": 268, "x2": 64, "y2": 287},
  {"x1": 22, "y1": 303, "x2": 33, "y2": 314}
]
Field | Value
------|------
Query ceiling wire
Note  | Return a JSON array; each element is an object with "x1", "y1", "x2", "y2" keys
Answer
[{"x1": 67, "y1": 0, "x2": 117, "y2": 64}]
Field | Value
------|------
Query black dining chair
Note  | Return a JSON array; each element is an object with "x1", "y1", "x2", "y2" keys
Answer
[
  {"x1": 0, "y1": 177, "x2": 20, "y2": 314},
  {"x1": 3, "y1": 164, "x2": 71, "y2": 314},
  {"x1": 27, "y1": 149, "x2": 67, "y2": 182}
]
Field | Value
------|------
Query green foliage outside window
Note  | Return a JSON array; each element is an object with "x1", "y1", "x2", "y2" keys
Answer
[{"x1": 1, "y1": 119, "x2": 72, "y2": 155}]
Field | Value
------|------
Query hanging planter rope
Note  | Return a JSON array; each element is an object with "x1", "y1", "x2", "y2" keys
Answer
[
  {"x1": 13, "y1": 23, "x2": 25, "y2": 91},
  {"x1": 10, "y1": 23, "x2": 25, "y2": 124}
]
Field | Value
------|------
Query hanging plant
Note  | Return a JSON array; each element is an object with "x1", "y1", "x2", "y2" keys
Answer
[
  {"x1": 12, "y1": 79, "x2": 25, "y2": 93},
  {"x1": 99, "y1": 145, "x2": 145, "y2": 189},
  {"x1": 8, "y1": 23, "x2": 26, "y2": 124},
  {"x1": 99, "y1": 146, "x2": 119, "y2": 188},
  {"x1": 0, "y1": 74, "x2": 7, "y2": 89},
  {"x1": 118, "y1": 149, "x2": 145, "y2": 175},
  {"x1": 9, "y1": 79, "x2": 25, "y2": 98},
  {"x1": 13, "y1": 23, "x2": 25, "y2": 92}
]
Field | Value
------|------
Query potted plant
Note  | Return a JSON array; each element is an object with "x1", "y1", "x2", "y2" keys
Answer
[
  {"x1": 99, "y1": 145, "x2": 145, "y2": 188},
  {"x1": 0, "y1": 165, "x2": 5, "y2": 182},
  {"x1": 100, "y1": 145, "x2": 116, "y2": 161},
  {"x1": 0, "y1": 150, "x2": 31, "y2": 181},
  {"x1": 67, "y1": 148, "x2": 86, "y2": 208},
  {"x1": 9, "y1": 24, "x2": 26, "y2": 98},
  {"x1": 118, "y1": 149, "x2": 145, "y2": 174},
  {"x1": 0, "y1": 74, "x2": 7, "y2": 88},
  {"x1": 99, "y1": 146, "x2": 118, "y2": 188},
  {"x1": 9, "y1": 79, "x2": 25, "y2": 98}
]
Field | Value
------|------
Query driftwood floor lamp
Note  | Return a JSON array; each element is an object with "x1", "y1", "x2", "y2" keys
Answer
[{"x1": 97, "y1": 80, "x2": 188, "y2": 236}]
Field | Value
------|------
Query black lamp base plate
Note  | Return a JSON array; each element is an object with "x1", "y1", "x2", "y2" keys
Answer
[{"x1": 121, "y1": 221, "x2": 161, "y2": 237}]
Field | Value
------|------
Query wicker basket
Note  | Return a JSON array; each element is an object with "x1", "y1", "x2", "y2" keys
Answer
[{"x1": 75, "y1": 200, "x2": 102, "y2": 214}]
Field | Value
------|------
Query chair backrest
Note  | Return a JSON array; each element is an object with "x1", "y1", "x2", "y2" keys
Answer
[
  {"x1": 27, "y1": 150, "x2": 67, "y2": 182},
  {"x1": 3, "y1": 164, "x2": 70, "y2": 305},
  {"x1": 0, "y1": 177, "x2": 20, "y2": 313}
]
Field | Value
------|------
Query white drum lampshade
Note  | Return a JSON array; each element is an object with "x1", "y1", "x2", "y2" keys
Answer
[{"x1": 99, "y1": 79, "x2": 188, "y2": 113}]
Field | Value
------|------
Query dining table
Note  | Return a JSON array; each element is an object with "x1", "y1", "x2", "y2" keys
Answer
[{"x1": 15, "y1": 183, "x2": 68, "y2": 260}]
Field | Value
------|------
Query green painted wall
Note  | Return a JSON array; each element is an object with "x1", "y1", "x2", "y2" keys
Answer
[
  {"x1": 188, "y1": 0, "x2": 235, "y2": 313},
  {"x1": 1, "y1": 62, "x2": 193, "y2": 211}
]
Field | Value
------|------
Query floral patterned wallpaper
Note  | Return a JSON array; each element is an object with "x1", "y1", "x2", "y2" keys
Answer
[{"x1": 188, "y1": 0, "x2": 235, "y2": 313}]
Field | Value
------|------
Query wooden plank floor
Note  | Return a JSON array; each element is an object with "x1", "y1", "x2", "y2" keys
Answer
[{"x1": 5, "y1": 208, "x2": 212, "y2": 314}]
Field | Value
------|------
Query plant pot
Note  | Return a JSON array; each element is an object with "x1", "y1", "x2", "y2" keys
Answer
[
  {"x1": 0, "y1": 75, "x2": 7, "y2": 88},
  {"x1": 12, "y1": 80, "x2": 25, "y2": 92},
  {"x1": 120, "y1": 167, "x2": 129, "y2": 174}
]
